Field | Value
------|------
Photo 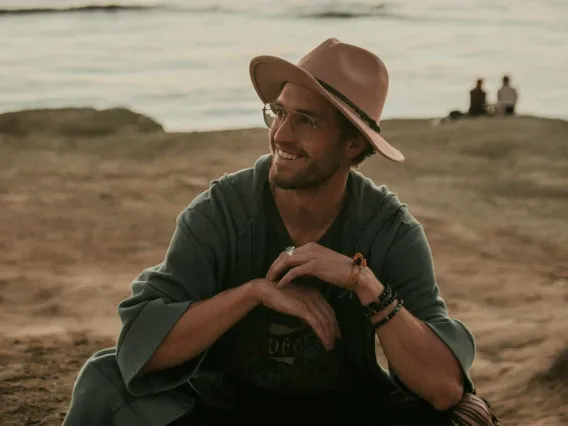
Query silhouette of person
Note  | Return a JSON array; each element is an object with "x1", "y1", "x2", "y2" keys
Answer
[
  {"x1": 468, "y1": 79, "x2": 488, "y2": 117},
  {"x1": 497, "y1": 75, "x2": 518, "y2": 116}
]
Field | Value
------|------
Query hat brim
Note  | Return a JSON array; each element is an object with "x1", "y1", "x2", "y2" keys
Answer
[{"x1": 249, "y1": 55, "x2": 404, "y2": 163}]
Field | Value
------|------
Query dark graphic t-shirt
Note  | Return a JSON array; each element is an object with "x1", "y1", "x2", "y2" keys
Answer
[{"x1": 223, "y1": 183, "x2": 352, "y2": 398}]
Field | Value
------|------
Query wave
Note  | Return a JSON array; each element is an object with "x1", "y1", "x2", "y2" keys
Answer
[
  {"x1": 0, "y1": 1, "x2": 508, "y2": 25},
  {"x1": 0, "y1": 4, "x2": 157, "y2": 16},
  {"x1": 301, "y1": 11, "x2": 377, "y2": 19},
  {"x1": 297, "y1": 3, "x2": 391, "y2": 19},
  {"x1": 0, "y1": 2, "x2": 393, "y2": 19}
]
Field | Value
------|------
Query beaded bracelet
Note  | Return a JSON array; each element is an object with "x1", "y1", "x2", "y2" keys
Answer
[
  {"x1": 372, "y1": 299, "x2": 404, "y2": 329},
  {"x1": 344, "y1": 252, "x2": 367, "y2": 291},
  {"x1": 361, "y1": 285, "x2": 396, "y2": 319}
]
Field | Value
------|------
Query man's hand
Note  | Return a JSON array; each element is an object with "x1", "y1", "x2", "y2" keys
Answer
[
  {"x1": 266, "y1": 242, "x2": 352, "y2": 289},
  {"x1": 250, "y1": 278, "x2": 340, "y2": 350}
]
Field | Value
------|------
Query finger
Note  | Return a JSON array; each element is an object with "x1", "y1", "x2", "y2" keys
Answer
[
  {"x1": 266, "y1": 251, "x2": 297, "y2": 281},
  {"x1": 310, "y1": 297, "x2": 338, "y2": 346},
  {"x1": 310, "y1": 292, "x2": 340, "y2": 340},
  {"x1": 303, "y1": 292, "x2": 338, "y2": 349},
  {"x1": 268, "y1": 253, "x2": 311, "y2": 282},
  {"x1": 303, "y1": 309, "x2": 334, "y2": 351},
  {"x1": 277, "y1": 261, "x2": 313, "y2": 288},
  {"x1": 266, "y1": 251, "x2": 287, "y2": 280},
  {"x1": 317, "y1": 295, "x2": 341, "y2": 340},
  {"x1": 266, "y1": 245, "x2": 311, "y2": 280}
]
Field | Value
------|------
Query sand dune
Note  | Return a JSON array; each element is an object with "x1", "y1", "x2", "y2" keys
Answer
[{"x1": 0, "y1": 108, "x2": 567, "y2": 425}]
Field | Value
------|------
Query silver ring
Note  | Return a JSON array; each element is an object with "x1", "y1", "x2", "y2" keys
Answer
[{"x1": 285, "y1": 246, "x2": 295, "y2": 256}]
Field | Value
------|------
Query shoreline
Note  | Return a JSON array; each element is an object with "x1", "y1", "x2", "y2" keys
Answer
[{"x1": 1, "y1": 105, "x2": 567, "y2": 136}]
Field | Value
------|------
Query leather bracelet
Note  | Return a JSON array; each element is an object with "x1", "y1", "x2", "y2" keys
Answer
[
  {"x1": 372, "y1": 299, "x2": 404, "y2": 329},
  {"x1": 344, "y1": 252, "x2": 367, "y2": 291},
  {"x1": 361, "y1": 285, "x2": 395, "y2": 319}
]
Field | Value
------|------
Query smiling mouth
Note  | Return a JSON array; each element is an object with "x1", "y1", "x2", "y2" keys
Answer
[{"x1": 276, "y1": 148, "x2": 303, "y2": 160}]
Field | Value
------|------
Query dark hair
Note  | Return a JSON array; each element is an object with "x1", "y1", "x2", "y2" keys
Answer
[
  {"x1": 337, "y1": 112, "x2": 375, "y2": 166},
  {"x1": 503, "y1": 75, "x2": 510, "y2": 84}
]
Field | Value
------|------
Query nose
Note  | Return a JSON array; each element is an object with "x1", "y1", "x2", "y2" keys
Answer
[{"x1": 273, "y1": 114, "x2": 295, "y2": 142}]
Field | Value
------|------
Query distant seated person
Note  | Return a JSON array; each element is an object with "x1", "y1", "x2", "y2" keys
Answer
[
  {"x1": 497, "y1": 75, "x2": 518, "y2": 116},
  {"x1": 468, "y1": 78, "x2": 488, "y2": 117}
]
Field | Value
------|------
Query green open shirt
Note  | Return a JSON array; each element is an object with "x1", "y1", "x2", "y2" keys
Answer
[{"x1": 115, "y1": 153, "x2": 475, "y2": 399}]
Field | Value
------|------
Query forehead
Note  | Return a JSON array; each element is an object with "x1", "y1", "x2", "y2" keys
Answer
[{"x1": 275, "y1": 82, "x2": 337, "y2": 118}]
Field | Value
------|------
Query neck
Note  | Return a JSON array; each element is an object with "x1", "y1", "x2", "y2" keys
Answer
[{"x1": 272, "y1": 171, "x2": 349, "y2": 243}]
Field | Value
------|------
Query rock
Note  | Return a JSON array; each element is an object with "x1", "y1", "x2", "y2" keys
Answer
[{"x1": 0, "y1": 107, "x2": 164, "y2": 137}]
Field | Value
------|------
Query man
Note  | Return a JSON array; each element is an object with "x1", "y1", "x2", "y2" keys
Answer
[
  {"x1": 497, "y1": 75, "x2": 518, "y2": 115},
  {"x1": 468, "y1": 78, "x2": 488, "y2": 117},
  {"x1": 63, "y1": 39, "x2": 499, "y2": 426}
]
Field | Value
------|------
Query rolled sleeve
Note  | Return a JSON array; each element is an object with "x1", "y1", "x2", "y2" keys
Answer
[{"x1": 116, "y1": 195, "x2": 227, "y2": 396}]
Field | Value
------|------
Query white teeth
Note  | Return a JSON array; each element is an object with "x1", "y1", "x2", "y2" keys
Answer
[{"x1": 277, "y1": 148, "x2": 301, "y2": 160}]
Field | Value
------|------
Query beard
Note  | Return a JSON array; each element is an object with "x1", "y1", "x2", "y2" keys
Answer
[{"x1": 268, "y1": 142, "x2": 343, "y2": 190}]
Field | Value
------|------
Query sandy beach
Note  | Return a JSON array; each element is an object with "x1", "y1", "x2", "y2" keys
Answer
[{"x1": 0, "y1": 107, "x2": 567, "y2": 425}]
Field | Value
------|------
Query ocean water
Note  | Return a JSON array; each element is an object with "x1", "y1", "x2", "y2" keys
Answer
[{"x1": 0, "y1": 0, "x2": 566, "y2": 131}]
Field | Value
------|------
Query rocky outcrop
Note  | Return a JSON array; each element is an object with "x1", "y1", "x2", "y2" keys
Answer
[{"x1": 0, "y1": 107, "x2": 164, "y2": 137}]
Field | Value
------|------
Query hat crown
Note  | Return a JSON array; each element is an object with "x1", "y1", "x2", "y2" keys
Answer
[{"x1": 297, "y1": 38, "x2": 389, "y2": 122}]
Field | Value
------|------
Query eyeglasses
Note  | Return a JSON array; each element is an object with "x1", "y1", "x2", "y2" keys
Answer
[{"x1": 262, "y1": 103, "x2": 338, "y2": 140}]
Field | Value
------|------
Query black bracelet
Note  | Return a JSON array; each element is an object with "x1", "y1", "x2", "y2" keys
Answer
[
  {"x1": 362, "y1": 285, "x2": 395, "y2": 319},
  {"x1": 372, "y1": 299, "x2": 404, "y2": 329},
  {"x1": 363, "y1": 293, "x2": 396, "y2": 319},
  {"x1": 362, "y1": 285, "x2": 391, "y2": 314}
]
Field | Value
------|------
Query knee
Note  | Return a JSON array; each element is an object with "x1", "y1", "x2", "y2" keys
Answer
[
  {"x1": 74, "y1": 348, "x2": 127, "y2": 400},
  {"x1": 451, "y1": 393, "x2": 500, "y2": 425},
  {"x1": 62, "y1": 348, "x2": 128, "y2": 426}
]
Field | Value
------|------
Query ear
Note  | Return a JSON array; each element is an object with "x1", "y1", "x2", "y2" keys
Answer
[{"x1": 343, "y1": 133, "x2": 367, "y2": 161}]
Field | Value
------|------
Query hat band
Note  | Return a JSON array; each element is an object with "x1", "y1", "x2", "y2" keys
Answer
[{"x1": 316, "y1": 79, "x2": 381, "y2": 134}]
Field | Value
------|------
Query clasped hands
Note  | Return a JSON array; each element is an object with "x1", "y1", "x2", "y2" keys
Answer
[{"x1": 252, "y1": 242, "x2": 369, "y2": 350}]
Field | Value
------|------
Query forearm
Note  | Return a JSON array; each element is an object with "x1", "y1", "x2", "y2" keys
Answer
[
  {"x1": 143, "y1": 281, "x2": 260, "y2": 374},
  {"x1": 355, "y1": 269, "x2": 464, "y2": 410}
]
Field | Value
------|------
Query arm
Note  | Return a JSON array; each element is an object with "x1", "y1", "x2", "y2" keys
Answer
[
  {"x1": 143, "y1": 274, "x2": 343, "y2": 374},
  {"x1": 355, "y1": 271, "x2": 464, "y2": 411},
  {"x1": 359, "y1": 214, "x2": 475, "y2": 411},
  {"x1": 142, "y1": 281, "x2": 261, "y2": 374}
]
